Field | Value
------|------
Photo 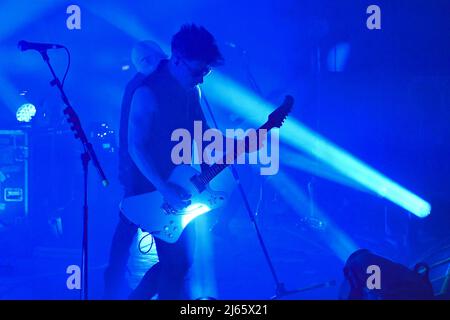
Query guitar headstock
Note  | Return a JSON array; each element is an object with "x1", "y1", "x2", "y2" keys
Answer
[{"x1": 266, "y1": 95, "x2": 294, "y2": 130}]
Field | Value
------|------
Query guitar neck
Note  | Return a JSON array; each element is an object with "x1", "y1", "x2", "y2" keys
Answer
[
  {"x1": 197, "y1": 122, "x2": 271, "y2": 186},
  {"x1": 193, "y1": 95, "x2": 292, "y2": 188}
]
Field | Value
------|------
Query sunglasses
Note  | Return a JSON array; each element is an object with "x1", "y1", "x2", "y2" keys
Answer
[{"x1": 180, "y1": 59, "x2": 212, "y2": 77}]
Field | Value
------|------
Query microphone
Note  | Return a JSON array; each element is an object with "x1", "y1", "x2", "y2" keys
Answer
[{"x1": 18, "y1": 40, "x2": 64, "y2": 52}]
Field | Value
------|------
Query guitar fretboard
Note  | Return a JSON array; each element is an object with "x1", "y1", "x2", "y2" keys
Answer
[{"x1": 197, "y1": 123, "x2": 269, "y2": 186}]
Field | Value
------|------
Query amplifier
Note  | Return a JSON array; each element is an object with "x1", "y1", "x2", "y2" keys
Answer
[{"x1": 0, "y1": 130, "x2": 28, "y2": 227}]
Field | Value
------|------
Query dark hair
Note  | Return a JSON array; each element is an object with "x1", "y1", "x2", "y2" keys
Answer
[{"x1": 171, "y1": 24, "x2": 224, "y2": 66}]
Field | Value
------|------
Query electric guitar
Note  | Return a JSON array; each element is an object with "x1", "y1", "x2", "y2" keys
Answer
[{"x1": 120, "y1": 95, "x2": 293, "y2": 243}]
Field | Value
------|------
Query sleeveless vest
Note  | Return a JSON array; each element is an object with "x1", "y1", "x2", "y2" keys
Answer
[{"x1": 119, "y1": 60, "x2": 206, "y2": 196}]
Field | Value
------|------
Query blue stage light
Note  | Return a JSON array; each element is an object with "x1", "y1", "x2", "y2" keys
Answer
[
  {"x1": 271, "y1": 170, "x2": 359, "y2": 262},
  {"x1": 203, "y1": 73, "x2": 431, "y2": 218},
  {"x1": 16, "y1": 103, "x2": 36, "y2": 122}
]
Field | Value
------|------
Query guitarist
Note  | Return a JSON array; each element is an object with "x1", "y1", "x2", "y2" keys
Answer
[{"x1": 107, "y1": 24, "x2": 225, "y2": 300}]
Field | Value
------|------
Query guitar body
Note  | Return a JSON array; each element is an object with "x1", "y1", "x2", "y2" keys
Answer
[{"x1": 120, "y1": 165, "x2": 227, "y2": 243}]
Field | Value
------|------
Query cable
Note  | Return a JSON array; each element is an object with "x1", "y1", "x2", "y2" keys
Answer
[
  {"x1": 61, "y1": 46, "x2": 71, "y2": 88},
  {"x1": 138, "y1": 232, "x2": 154, "y2": 255}
]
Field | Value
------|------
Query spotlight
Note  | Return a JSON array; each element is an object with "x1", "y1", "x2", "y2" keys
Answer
[{"x1": 16, "y1": 103, "x2": 36, "y2": 123}]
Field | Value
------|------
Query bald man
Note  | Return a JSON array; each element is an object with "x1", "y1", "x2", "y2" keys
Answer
[
  {"x1": 104, "y1": 40, "x2": 166, "y2": 299},
  {"x1": 131, "y1": 40, "x2": 167, "y2": 75}
]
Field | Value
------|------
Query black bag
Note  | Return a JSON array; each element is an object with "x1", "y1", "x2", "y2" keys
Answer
[{"x1": 339, "y1": 249, "x2": 434, "y2": 300}]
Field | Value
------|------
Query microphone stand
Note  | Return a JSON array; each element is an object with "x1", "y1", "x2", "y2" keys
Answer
[
  {"x1": 35, "y1": 49, "x2": 108, "y2": 300},
  {"x1": 201, "y1": 94, "x2": 284, "y2": 297},
  {"x1": 202, "y1": 94, "x2": 334, "y2": 299},
  {"x1": 270, "y1": 280, "x2": 336, "y2": 300},
  {"x1": 201, "y1": 44, "x2": 336, "y2": 299}
]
